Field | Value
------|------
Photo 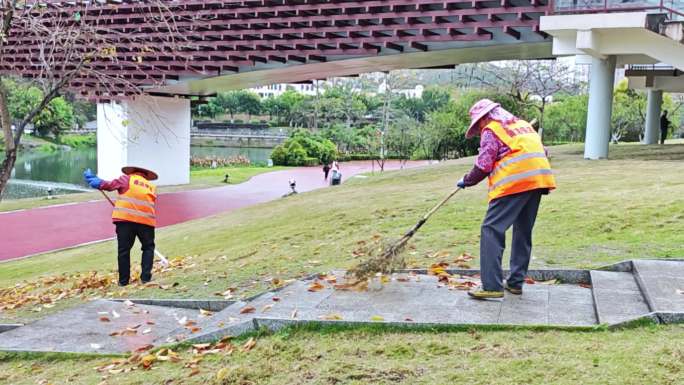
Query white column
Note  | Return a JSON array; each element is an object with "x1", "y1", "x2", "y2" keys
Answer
[
  {"x1": 97, "y1": 95, "x2": 191, "y2": 186},
  {"x1": 643, "y1": 89, "x2": 662, "y2": 145},
  {"x1": 584, "y1": 55, "x2": 616, "y2": 160}
]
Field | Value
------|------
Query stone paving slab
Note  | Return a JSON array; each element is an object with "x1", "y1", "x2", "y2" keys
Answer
[
  {"x1": 590, "y1": 271, "x2": 650, "y2": 325},
  {"x1": 0, "y1": 300, "x2": 200, "y2": 354},
  {"x1": 3, "y1": 261, "x2": 682, "y2": 355},
  {"x1": 633, "y1": 260, "x2": 684, "y2": 313}
]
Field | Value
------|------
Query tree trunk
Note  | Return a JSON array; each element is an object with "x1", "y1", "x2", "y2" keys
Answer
[{"x1": 0, "y1": 80, "x2": 17, "y2": 201}]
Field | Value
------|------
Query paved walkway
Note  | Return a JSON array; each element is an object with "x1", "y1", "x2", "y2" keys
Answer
[
  {"x1": 0, "y1": 160, "x2": 428, "y2": 261},
  {"x1": 2, "y1": 260, "x2": 681, "y2": 354}
]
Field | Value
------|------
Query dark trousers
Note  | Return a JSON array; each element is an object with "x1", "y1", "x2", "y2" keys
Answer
[
  {"x1": 480, "y1": 189, "x2": 543, "y2": 291},
  {"x1": 115, "y1": 221, "x2": 155, "y2": 285},
  {"x1": 660, "y1": 129, "x2": 667, "y2": 145}
]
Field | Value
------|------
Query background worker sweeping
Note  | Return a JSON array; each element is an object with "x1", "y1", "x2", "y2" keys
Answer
[
  {"x1": 457, "y1": 99, "x2": 556, "y2": 299},
  {"x1": 83, "y1": 166, "x2": 158, "y2": 287}
]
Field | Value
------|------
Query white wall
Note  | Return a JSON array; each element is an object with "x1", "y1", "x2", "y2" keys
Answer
[{"x1": 97, "y1": 96, "x2": 191, "y2": 186}]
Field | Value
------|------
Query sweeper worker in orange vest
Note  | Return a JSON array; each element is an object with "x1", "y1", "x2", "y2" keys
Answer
[
  {"x1": 83, "y1": 166, "x2": 158, "y2": 287},
  {"x1": 456, "y1": 99, "x2": 556, "y2": 299}
]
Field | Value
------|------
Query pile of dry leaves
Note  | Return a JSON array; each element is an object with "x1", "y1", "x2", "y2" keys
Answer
[{"x1": 0, "y1": 256, "x2": 196, "y2": 313}]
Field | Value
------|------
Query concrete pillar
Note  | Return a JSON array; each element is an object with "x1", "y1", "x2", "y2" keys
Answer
[
  {"x1": 643, "y1": 89, "x2": 662, "y2": 145},
  {"x1": 584, "y1": 55, "x2": 616, "y2": 160},
  {"x1": 97, "y1": 95, "x2": 191, "y2": 186}
]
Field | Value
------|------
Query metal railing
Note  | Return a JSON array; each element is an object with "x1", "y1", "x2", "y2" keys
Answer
[{"x1": 552, "y1": 0, "x2": 684, "y2": 20}]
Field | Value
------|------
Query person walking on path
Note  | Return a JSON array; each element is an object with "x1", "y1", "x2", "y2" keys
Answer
[
  {"x1": 660, "y1": 110, "x2": 670, "y2": 145},
  {"x1": 323, "y1": 163, "x2": 331, "y2": 180},
  {"x1": 83, "y1": 166, "x2": 158, "y2": 287},
  {"x1": 330, "y1": 161, "x2": 342, "y2": 185},
  {"x1": 456, "y1": 99, "x2": 556, "y2": 299}
]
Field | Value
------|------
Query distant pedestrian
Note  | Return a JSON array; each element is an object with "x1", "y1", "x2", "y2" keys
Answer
[
  {"x1": 660, "y1": 110, "x2": 670, "y2": 145},
  {"x1": 457, "y1": 99, "x2": 556, "y2": 299},
  {"x1": 330, "y1": 169, "x2": 342, "y2": 185},
  {"x1": 84, "y1": 166, "x2": 158, "y2": 287},
  {"x1": 323, "y1": 163, "x2": 331, "y2": 180}
]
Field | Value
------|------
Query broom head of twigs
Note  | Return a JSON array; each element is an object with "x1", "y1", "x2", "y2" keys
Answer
[{"x1": 346, "y1": 234, "x2": 411, "y2": 282}]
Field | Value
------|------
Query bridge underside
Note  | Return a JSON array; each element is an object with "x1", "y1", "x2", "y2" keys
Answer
[
  {"x1": 2, "y1": 0, "x2": 553, "y2": 100},
  {"x1": 155, "y1": 41, "x2": 552, "y2": 95}
]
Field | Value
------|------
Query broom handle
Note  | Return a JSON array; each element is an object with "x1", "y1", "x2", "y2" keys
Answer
[{"x1": 100, "y1": 189, "x2": 115, "y2": 206}]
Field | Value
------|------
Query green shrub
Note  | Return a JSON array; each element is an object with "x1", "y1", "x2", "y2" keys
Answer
[
  {"x1": 271, "y1": 129, "x2": 338, "y2": 166},
  {"x1": 302, "y1": 157, "x2": 319, "y2": 166},
  {"x1": 59, "y1": 134, "x2": 96, "y2": 148}
]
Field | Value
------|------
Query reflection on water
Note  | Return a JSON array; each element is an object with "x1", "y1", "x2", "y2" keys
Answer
[{"x1": 2, "y1": 146, "x2": 273, "y2": 199}]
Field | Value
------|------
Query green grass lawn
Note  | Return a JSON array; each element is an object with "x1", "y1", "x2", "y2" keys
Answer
[
  {"x1": 1, "y1": 143, "x2": 683, "y2": 384},
  {"x1": 0, "y1": 166, "x2": 288, "y2": 212}
]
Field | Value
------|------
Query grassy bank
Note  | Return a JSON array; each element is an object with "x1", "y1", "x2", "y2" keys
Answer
[
  {"x1": 0, "y1": 165, "x2": 288, "y2": 212},
  {"x1": 1, "y1": 143, "x2": 683, "y2": 384}
]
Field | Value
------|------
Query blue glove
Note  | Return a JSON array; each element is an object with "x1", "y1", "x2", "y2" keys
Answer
[
  {"x1": 456, "y1": 178, "x2": 466, "y2": 189},
  {"x1": 83, "y1": 169, "x2": 103, "y2": 189},
  {"x1": 83, "y1": 168, "x2": 95, "y2": 180}
]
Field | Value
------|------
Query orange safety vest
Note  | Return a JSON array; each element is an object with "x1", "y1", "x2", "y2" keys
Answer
[
  {"x1": 486, "y1": 120, "x2": 556, "y2": 202},
  {"x1": 112, "y1": 174, "x2": 157, "y2": 227}
]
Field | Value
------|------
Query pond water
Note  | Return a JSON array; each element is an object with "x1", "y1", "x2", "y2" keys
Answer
[{"x1": 3, "y1": 146, "x2": 273, "y2": 200}]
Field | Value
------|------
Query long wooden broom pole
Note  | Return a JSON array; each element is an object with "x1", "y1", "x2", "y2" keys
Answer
[{"x1": 99, "y1": 190, "x2": 169, "y2": 267}]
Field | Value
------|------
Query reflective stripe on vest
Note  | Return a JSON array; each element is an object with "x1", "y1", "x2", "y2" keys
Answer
[
  {"x1": 112, "y1": 174, "x2": 157, "y2": 227},
  {"x1": 116, "y1": 196, "x2": 155, "y2": 208},
  {"x1": 486, "y1": 120, "x2": 556, "y2": 201}
]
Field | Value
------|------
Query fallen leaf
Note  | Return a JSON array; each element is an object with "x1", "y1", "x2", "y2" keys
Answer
[
  {"x1": 319, "y1": 313, "x2": 342, "y2": 320},
  {"x1": 99, "y1": 316, "x2": 111, "y2": 322},
  {"x1": 123, "y1": 300, "x2": 135, "y2": 307},
  {"x1": 216, "y1": 367, "x2": 230, "y2": 381},
  {"x1": 90, "y1": 343, "x2": 101, "y2": 349},
  {"x1": 539, "y1": 279, "x2": 559, "y2": 285},
  {"x1": 112, "y1": 310, "x2": 120, "y2": 318},
  {"x1": 291, "y1": 309, "x2": 298, "y2": 319},
  {"x1": 199, "y1": 308, "x2": 213, "y2": 317},
  {"x1": 146, "y1": 320, "x2": 155, "y2": 325},
  {"x1": 140, "y1": 354, "x2": 156, "y2": 369},
  {"x1": 192, "y1": 343, "x2": 211, "y2": 350},
  {"x1": 135, "y1": 344, "x2": 154, "y2": 353},
  {"x1": 142, "y1": 328, "x2": 152, "y2": 335},
  {"x1": 177, "y1": 316, "x2": 188, "y2": 325},
  {"x1": 261, "y1": 304, "x2": 273, "y2": 312},
  {"x1": 370, "y1": 315, "x2": 384, "y2": 322},
  {"x1": 676, "y1": 289, "x2": 684, "y2": 295},
  {"x1": 404, "y1": 317, "x2": 414, "y2": 322},
  {"x1": 524, "y1": 277, "x2": 536, "y2": 284},
  {"x1": 188, "y1": 368, "x2": 201, "y2": 377},
  {"x1": 272, "y1": 297, "x2": 281, "y2": 302},
  {"x1": 579, "y1": 283, "x2": 592, "y2": 289},
  {"x1": 240, "y1": 306, "x2": 255, "y2": 314},
  {"x1": 308, "y1": 281, "x2": 325, "y2": 292},
  {"x1": 241, "y1": 337, "x2": 256, "y2": 352}
]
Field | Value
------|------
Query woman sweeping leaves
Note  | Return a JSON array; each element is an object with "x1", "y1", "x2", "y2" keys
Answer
[{"x1": 456, "y1": 99, "x2": 556, "y2": 299}]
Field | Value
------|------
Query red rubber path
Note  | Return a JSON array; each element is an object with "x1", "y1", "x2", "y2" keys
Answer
[{"x1": 0, "y1": 161, "x2": 429, "y2": 261}]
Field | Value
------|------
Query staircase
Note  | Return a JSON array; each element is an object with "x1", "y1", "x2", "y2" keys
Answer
[{"x1": 590, "y1": 259, "x2": 684, "y2": 326}]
